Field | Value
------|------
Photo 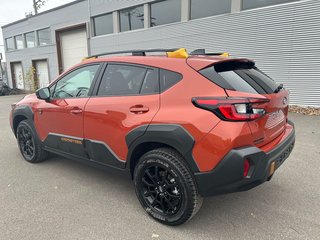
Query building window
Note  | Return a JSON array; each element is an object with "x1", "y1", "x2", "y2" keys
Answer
[
  {"x1": 120, "y1": 5, "x2": 144, "y2": 32},
  {"x1": 25, "y1": 31, "x2": 36, "y2": 48},
  {"x1": 93, "y1": 13, "x2": 113, "y2": 36},
  {"x1": 150, "y1": 0, "x2": 181, "y2": 27},
  {"x1": 190, "y1": 0, "x2": 231, "y2": 20},
  {"x1": 15, "y1": 35, "x2": 24, "y2": 49},
  {"x1": 5, "y1": 37, "x2": 15, "y2": 51},
  {"x1": 242, "y1": 0, "x2": 299, "y2": 10},
  {"x1": 37, "y1": 28, "x2": 51, "y2": 46}
]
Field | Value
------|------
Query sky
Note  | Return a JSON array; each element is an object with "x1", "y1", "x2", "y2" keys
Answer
[{"x1": 0, "y1": 0, "x2": 75, "y2": 61}]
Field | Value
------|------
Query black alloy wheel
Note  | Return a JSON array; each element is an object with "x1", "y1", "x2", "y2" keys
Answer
[
  {"x1": 141, "y1": 165, "x2": 183, "y2": 216},
  {"x1": 17, "y1": 125, "x2": 36, "y2": 161},
  {"x1": 16, "y1": 120, "x2": 48, "y2": 163},
  {"x1": 134, "y1": 148, "x2": 203, "y2": 226}
]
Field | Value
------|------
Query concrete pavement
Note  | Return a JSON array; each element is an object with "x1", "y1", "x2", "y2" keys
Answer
[{"x1": 0, "y1": 95, "x2": 319, "y2": 240}]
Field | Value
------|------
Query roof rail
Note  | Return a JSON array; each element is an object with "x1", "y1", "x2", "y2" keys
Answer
[
  {"x1": 89, "y1": 48, "x2": 180, "y2": 58},
  {"x1": 85, "y1": 48, "x2": 229, "y2": 60},
  {"x1": 190, "y1": 49, "x2": 229, "y2": 57}
]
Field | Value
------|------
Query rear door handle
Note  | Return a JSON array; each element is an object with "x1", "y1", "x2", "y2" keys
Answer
[
  {"x1": 130, "y1": 105, "x2": 149, "y2": 114},
  {"x1": 70, "y1": 107, "x2": 83, "y2": 115}
]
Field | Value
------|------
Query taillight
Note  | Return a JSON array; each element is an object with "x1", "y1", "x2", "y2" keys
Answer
[
  {"x1": 192, "y1": 97, "x2": 269, "y2": 121},
  {"x1": 243, "y1": 159, "x2": 250, "y2": 177}
]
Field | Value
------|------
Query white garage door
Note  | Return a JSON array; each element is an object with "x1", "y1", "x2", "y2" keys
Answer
[
  {"x1": 35, "y1": 60, "x2": 50, "y2": 88},
  {"x1": 60, "y1": 28, "x2": 88, "y2": 71},
  {"x1": 12, "y1": 63, "x2": 24, "y2": 90}
]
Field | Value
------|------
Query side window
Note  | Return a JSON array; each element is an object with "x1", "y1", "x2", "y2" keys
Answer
[
  {"x1": 160, "y1": 69, "x2": 183, "y2": 92},
  {"x1": 52, "y1": 65, "x2": 100, "y2": 99},
  {"x1": 98, "y1": 64, "x2": 148, "y2": 96},
  {"x1": 140, "y1": 69, "x2": 159, "y2": 94}
]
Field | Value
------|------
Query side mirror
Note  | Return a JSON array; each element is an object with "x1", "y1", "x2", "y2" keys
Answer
[{"x1": 36, "y1": 87, "x2": 50, "y2": 101}]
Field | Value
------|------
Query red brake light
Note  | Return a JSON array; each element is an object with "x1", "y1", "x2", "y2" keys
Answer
[
  {"x1": 219, "y1": 105, "x2": 249, "y2": 121},
  {"x1": 195, "y1": 99, "x2": 219, "y2": 105},
  {"x1": 192, "y1": 97, "x2": 269, "y2": 121},
  {"x1": 243, "y1": 159, "x2": 250, "y2": 177}
]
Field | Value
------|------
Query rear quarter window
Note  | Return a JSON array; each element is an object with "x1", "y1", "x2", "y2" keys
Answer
[{"x1": 160, "y1": 69, "x2": 183, "y2": 92}]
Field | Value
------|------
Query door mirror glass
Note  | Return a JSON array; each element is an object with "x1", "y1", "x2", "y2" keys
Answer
[{"x1": 36, "y1": 87, "x2": 50, "y2": 101}]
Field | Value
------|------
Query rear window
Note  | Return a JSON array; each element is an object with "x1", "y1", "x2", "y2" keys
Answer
[
  {"x1": 239, "y1": 68, "x2": 278, "y2": 93},
  {"x1": 218, "y1": 71, "x2": 259, "y2": 94},
  {"x1": 200, "y1": 61, "x2": 279, "y2": 94}
]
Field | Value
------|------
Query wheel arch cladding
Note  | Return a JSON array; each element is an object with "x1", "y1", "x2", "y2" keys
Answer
[
  {"x1": 126, "y1": 124, "x2": 199, "y2": 176},
  {"x1": 12, "y1": 105, "x2": 34, "y2": 135}
]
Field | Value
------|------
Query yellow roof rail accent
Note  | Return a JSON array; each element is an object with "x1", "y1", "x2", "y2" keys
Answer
[
  {"x1": 82, "y1": 56, "x2": 97, "y2": 62},
  {"x1": 220, "y1": 52, "x2": 230, "y2": 57},
  {"x1": 167, "y1": 48, "x2": 189, "y2": 59}
]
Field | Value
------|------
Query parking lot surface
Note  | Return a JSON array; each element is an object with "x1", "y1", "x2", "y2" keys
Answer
[{"x1": 0, "y1": 95, "x2": 319, "y2": 240}]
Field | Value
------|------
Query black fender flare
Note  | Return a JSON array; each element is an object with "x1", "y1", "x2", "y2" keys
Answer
[
  {"x1": 126, "y1": 124, "x2": 200, "y2": 173},
  {"x1": 12, "y1": 105, "x2": 34, "y2": 135}
]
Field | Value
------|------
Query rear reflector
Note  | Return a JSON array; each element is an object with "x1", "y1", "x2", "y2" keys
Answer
[
  {"x1": 192, "y1": 97, "x2": 269, "y2": 121},
  {"x1": 244, "y1": 159, "x2": 250, "y2": 177}
]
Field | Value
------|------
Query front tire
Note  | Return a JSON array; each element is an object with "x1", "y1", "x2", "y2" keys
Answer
[
  {"x1": 134, "y1": 148, "x2": 203, "y2": 226},
  {"x1": 16, "y1": 120, "x2": 48, "y2": 163}
]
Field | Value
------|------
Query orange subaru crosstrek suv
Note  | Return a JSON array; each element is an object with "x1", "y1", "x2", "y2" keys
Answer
[{"x1": 10, "y1": 49, "x2": 295, "y2": 225}]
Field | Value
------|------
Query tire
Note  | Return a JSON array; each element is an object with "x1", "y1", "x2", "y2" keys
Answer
[
  {"x1": 134, "y1": 148, "x2": 203, "y2": 226},
  {"x1": 16, "y1": 120, "x2": 48, "y2": 163}
]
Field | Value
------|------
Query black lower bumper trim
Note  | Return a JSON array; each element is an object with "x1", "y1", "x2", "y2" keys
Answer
[{"x1": 195, "y1": 121, "x2": 295, "y2": 197}]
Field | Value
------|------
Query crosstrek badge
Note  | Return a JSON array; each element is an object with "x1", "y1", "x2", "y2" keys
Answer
[{"x1": 61, "y1": 137, "x2": 82, "y2": 145}]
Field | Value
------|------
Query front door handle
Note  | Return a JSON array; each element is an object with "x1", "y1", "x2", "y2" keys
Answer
[
  {"x1": 70, "y1": 107, "x2": 83, "y2": 115},
  {"x1": 130, "y1": 105, "x2": 149, "y2": 114}
]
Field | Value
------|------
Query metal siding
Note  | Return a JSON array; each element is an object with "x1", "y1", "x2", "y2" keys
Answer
[
  {"x1": 90, "y1": 0, "x2": 320, "y2": 107},
  {"x1": 2, "y1": 0, "x2": 319, "y2": 107}
]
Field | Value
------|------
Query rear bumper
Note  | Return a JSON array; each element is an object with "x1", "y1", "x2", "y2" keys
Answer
[{"x1": 195, "y1": 120, "x2": 295, "y2": 197}]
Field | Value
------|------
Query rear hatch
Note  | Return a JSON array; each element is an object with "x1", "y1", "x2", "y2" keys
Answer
[{"x1": 197, "y1": 59, "x2": 289, "y2": 147}]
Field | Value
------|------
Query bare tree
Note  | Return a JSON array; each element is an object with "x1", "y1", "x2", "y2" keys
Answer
[{"x1": 33, "y1": 0, "x2": 47, "y2": 14}]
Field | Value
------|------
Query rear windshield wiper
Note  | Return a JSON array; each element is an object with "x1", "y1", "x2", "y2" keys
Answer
[{"x1": 274, "y1": 84, "x2": 284, "y2": 93}]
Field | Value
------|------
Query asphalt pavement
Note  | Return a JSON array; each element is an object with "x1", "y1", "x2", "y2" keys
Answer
[{"x1": 0, "y1": 95, "x2": 319, "y2": 240}]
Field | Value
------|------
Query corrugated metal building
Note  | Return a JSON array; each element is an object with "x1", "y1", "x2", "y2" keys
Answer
[{"x1": 2, "y1": 0, "x2": 319, "y2": 106}]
